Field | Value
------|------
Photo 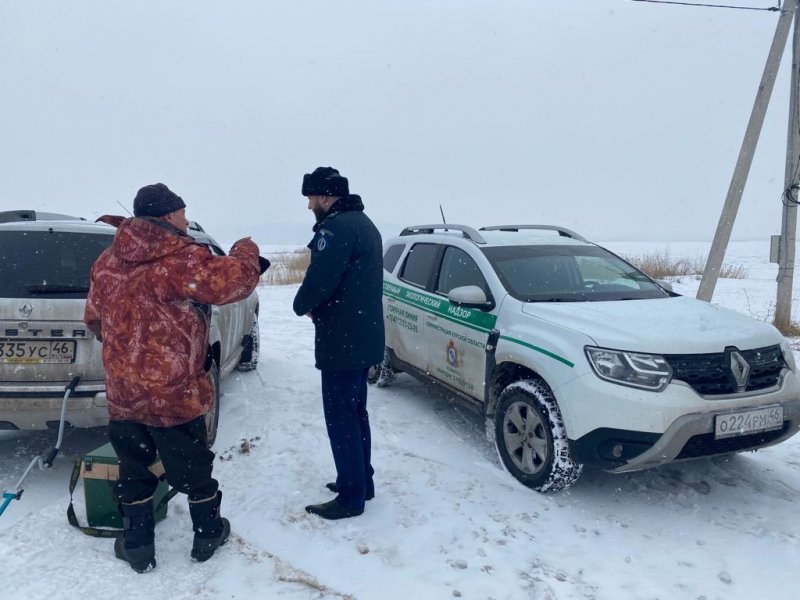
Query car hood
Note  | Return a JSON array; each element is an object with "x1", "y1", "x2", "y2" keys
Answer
[{"x1": 521, "y1": 296, "x2": 782, "y2": 354}]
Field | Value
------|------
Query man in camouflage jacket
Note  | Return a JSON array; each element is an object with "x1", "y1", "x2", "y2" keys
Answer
[{"x1": 84, "y1": 183, "x2": 262, "y2": 572}]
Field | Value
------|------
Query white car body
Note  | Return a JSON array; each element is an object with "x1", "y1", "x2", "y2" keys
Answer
[{"x1": 377, "y1": 224, "x2": 800, "y2": 491}]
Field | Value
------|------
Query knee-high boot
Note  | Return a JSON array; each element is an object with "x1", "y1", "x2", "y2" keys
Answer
[
  {"x1": 114, "y1": 498, "x2": 156, "y2": 573},
  {"x1": 188, "y1": 491, "x2": 230, "y2": 562}
]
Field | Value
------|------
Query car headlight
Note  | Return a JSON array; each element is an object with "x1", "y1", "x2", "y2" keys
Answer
[
  {"x1": 585, "y1": 346, "x2": 673, "y2": 391},
  {"x1": 780, "y1": 340, "x2": 797, "y2": 372}
]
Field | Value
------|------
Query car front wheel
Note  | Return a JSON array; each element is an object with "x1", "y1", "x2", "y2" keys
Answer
[
  {"x1": 494, "y1": 379, "x2": 582, "y2": 493},
  {"x1": 204, "y1": 362, "x2": 221, "y2": 448},
  {"x1": 236, "y1": 313, "x2": 259, "y2": 372}
]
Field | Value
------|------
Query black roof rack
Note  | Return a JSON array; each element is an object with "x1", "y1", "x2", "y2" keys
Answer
[
  {"x1": 479, "y1": 225, "x2": 587, "y2": 242},
  {"x1": 187, "y1": 221, "x2": 206, "y2": 233},
  {"x1": 399, "y1": 224, "x2": 486, "y2": 244},
  {"x1": 0, "y1": 210, "x2": 85, "y2": 223}
]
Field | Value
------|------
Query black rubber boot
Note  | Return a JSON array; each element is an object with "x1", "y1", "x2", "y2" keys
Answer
[
  {"x1": 114, "y1": 499, "x2": 156, "y2": 573},
  {"x1": 189, "y1": 491, "x2": 230, "y2": 562}
]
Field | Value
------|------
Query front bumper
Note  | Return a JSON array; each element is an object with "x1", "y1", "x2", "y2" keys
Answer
[
  {"x1": 0, "y1": 385, "x2": 109, "y2": 430},
  {"x1": 557, "y1": 364, "x2": 800, "y2": 471},
  {"x1": 611, "y1": 397, "x2": 800, "y2": 472},
  {"x1": 570, "y1": 397, "x2": 800, "y2": 472}
]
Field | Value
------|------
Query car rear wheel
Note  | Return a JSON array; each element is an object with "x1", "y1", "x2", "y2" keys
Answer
[
  {"x1": 494, "y1": 379, "x2": 582, "y2": 493},
  {"x1": 367, "y1": 363, "x2": 382, "y2": 384},
  {"x1": 236, "y1": 313, "x2": 259, "y2": 372},
  {"x1": 204, "y1": 362, "x2": 220, "y2": 448},
  {"x1": 367, "y1": 347, "x2": 397, "y2": 387}
]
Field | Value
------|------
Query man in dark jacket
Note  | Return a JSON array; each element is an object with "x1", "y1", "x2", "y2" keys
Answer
[
  {"x1": 293, "y1": 167, "x2": 384, "y2": 520},
  {"x1": 85, "y1": 183, "x2": 266, "y2": 572}
]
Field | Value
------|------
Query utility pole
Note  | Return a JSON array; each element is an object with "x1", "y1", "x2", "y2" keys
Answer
[
  {"x1": 775, "y1": 3, "x2": 800, "y2": 331},
  {"x1": 697, "y1": 1, "x2": 797, "y2": 302}
]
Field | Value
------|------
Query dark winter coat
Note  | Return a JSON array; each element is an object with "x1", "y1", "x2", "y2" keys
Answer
[
  {"x1": 84, "y1": 216, "x2": 261, "y2": 427},
  {"x1": 293, "y1": 195, "x2": 385, "y2": 371}
]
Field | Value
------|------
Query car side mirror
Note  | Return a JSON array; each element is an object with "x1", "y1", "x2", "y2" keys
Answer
[
  {"x1": 656, "y1": 279, "x2": 674, "y2": 292},
  {"x1": 448, "y1": 285, "x2": 494, "y2": 311}
]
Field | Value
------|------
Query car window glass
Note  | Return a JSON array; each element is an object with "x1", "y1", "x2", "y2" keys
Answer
[
  {"x1": 575, "y1": 256, "x2": 640, "y2": 289},
  {"x1": 499, "y1": 254, "x2": 577, "y2": 295},
  {"x1": 482, "y1": 245, "x2": 667, "y2": 302},
  {"x1": 0, "y1": 231, "x2": 113, "y2": 299},
  {"x1": 383, "y1": 244, "x2": 405, "y2": 273},
  {"x1": 436, "y1": 246, "x2": 489, "y2": 297},
  {"x1": 400, "y1": 243, "x2": 438, "y2": 288}
]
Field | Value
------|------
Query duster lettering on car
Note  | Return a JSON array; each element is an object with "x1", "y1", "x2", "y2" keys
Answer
[{"x1": 3, "y1": 328, "x2": 86, "y2": 338}]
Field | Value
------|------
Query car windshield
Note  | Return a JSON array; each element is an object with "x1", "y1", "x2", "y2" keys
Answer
[
  {"x1": 481, "y1": 244, "x2": 669, "y2": 302},
  {"x1": 0, "y1": 230, "x2": 113, "y2": 299}
]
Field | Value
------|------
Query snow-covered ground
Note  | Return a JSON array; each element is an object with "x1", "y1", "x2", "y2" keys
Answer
[{"x1": 1, "y1": 240, "x2": 799, "y2": 600}]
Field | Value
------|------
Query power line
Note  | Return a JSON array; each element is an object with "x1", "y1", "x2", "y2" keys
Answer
[{"x1": 630, "y1": 0, "x2": 781, "y2": 11}]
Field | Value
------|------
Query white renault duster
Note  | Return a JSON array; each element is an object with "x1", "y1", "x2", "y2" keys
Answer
[{"x1": 375, "y1": 224, "x2": 800, "y2": 492}]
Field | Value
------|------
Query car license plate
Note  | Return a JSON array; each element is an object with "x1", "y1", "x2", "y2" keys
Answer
[
  {"x1": 714, "y1": 406, "x2": 784, "y2": 440},
  {"x1": 0, "y1": 339, "x2": 77, "y2": 364}
]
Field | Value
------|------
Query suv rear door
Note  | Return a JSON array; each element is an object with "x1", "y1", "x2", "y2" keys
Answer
[{"x1": 387, "y1": 242, "x2": 439, "y2": 373}]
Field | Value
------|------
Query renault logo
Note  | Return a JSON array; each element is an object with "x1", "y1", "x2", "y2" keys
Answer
[
  {"x1": 729, "y1": 350, "x2": 751, "y2": 391},
  {"x1": 18, "y1": 303, "x2": 33, "y2": 318}
]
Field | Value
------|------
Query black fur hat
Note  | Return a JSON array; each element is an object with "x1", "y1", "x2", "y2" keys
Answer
[
  {"x1": 301, "y1": 167, "x2": 349, "y2": 197},
  {"x1": 133, "y1": 183, "x2": 186, "y2": 217}
]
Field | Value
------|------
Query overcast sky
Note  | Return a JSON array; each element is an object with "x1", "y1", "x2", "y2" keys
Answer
[{"x1": 1, "y1": 0, "x2": 795, "y2": 243}]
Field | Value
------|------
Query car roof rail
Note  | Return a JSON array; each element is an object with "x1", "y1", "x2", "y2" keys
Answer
[
  {"x1": 399, "y1": 224, "x2": 487, "y2": 245},
  {"x1": 188, "y1": 220, "x2": 206, "y2": 233},
  {"x1": 0, "y1": 210, "x2": 85, "y2": 223},
  {"x1": 479, "y1": 224, "x2": 588, "y2": 242},
  {"x1": 0, "y1": 210, "x2": 36, "y2": 223}
]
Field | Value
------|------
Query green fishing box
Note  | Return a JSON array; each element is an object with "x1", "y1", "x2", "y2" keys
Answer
[{"x1": 80, "y1": 443, "x2": 170, "y2": 528}]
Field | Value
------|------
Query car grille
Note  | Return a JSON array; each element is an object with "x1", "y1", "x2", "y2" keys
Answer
[
  {"x1": 664, "y1": 344, "x2": 785, "y2": 396},
  {"x1": 676, "y1": 422, "x2": 790, "y2": 460}
]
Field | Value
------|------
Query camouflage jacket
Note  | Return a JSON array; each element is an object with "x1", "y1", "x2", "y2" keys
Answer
[{"x1": 84, "y1": 216, "x2": 260, "y2": 427}]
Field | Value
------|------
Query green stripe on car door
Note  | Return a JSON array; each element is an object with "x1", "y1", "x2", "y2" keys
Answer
[
  {"x1": 383, "y1": 281, "x2": 497, "y2": 332},
  {"x1": 383, "y1": 281, "x2": 574, "y2": 368}
]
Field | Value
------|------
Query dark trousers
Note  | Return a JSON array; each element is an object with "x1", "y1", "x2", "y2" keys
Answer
[
  {"x1": 321, "y1": 368, "x2": 374, "y2": 509},
  {"x1": 108, "y1": 416, "x2": 218, "y2": 504}
]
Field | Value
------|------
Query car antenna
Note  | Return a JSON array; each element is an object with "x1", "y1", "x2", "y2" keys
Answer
[
  {"x1": 439, "y1": 204, "x2": 448, "y2": 231},
  {"x1": 116, "y1": 201, "x2": 133, "y2": 216}
]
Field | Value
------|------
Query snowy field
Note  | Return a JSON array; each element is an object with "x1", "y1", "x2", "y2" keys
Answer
[{"x1": 1, "y1": 240, "x2": 799, "y2": 600}]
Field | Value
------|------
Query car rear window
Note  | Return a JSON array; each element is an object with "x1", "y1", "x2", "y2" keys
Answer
[{"x1": 0, "y1": 231, "x2": 113, "y2": 299}]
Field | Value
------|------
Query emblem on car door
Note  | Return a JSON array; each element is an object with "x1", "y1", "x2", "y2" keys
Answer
[
  {"x1": 446, "y1": 340, "x2": 461, "y2": 368},
  {"x1": 728, "y1": 350, "x2": 751, "y2": 391},
  {"x1": 18, "y1": 302, "x2": 33, "y2": 318}
]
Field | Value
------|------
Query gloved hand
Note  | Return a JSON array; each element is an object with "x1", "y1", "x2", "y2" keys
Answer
[{"x1": 258, "y1": 256, "x2": 271, "y2": 274}]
